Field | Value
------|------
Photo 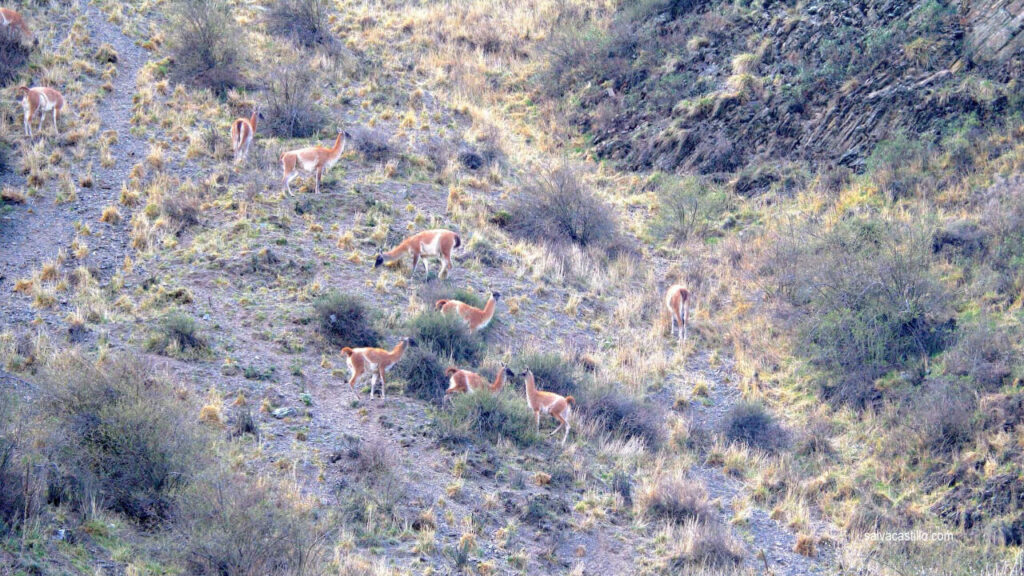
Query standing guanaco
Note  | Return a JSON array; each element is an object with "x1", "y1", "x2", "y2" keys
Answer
[
  {"x1": 280, "y1": 130, "x2": 349, "y2": 195},
  {"x1": 444, "y1": 362, "x2": 514, "y2": 398},
  {"x1": 0, "y1": 8, "x2": 35, "y2": 45},
  {"x1": 340, "y1": 337, "x2": 416, "y2": 399},
  {"x1": 435, "y1": 292, "x2": 500, "y2": 333},
  {"x1": 374, "y1": 229, "x2": 460, "y2": 279},
  {"x1": 230, "y1": 105, "x2": 262, "y2": 164},
  {"x1": 520, "y1": 369, "x2": 574, "y2": 445},
  {"x1": 665, "y1": 284, "x2": 690, "y2": 343},
  {"x1": 18, "y1": 86, "x2": 64, "y2": 137}
]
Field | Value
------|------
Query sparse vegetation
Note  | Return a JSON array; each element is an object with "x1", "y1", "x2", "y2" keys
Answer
[
  {"x1": 436, "y1": 391, "x2": 539, "y2": 447},
  {"x1": 722, "y1": 401, "x2": 787, "y2": 453},
  {"x1": 168, "y1": 0, "x2": 246, "y2": 94},
  {"x1": 0, "y1": 26, "x2": 30, "y2": 87},
  {"x1": 146, "y1": 311, "x2": 210, "y2": 359},
  {"x1": 263, "y1": 62, "x2": 330, "y2": 138},
  {"x1": 266, "y1": 0, "x2": 338, "y2": 52}
]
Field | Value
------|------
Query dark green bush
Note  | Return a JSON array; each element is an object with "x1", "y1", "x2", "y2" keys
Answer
[
  {"x1": 911, "y1": 379, "x2": 976, "y2": 454},
  {"x1": 168, "y1": 0, "x2": 245, "y2": 95},
  {"x1": 0, "y1": 392, "x2": 36, "y2": 536},
  {"x1": 43, "y1": 354, "x2": 200, "y2": 526},
  {"x1": 0, "y1": 26, "x2": 30, "y2": 88},
  {"x1": 435, "y1": 392, "x2": 539, "y2": 447},
  {"x1": 577, "y1": 384, "x2": 664, "y2": 449},
  {"x1": 146, "y1": 311, "x2": 209, "y2": 359},
  {"x1": 722, "y1": 401, "x2": 788, "y2": 453},
  {"x1": 313, "y1": 292, "x2": 381, "y2": 349},
  {"x1": 392, "y1": 346, "x2": 447, "y2": 404},
  {"x1": 408, "y1": 311, "x2": 483, "y2": 365},
  {"x1": 263, "y1": 62, "x2": 330, "y2": 138},
  {"x1": 516, "y1": 351, "x2": 579, "y2": 397},
  {"x1": 649, "y1": 175, "x2": 730, "y2": 244}
]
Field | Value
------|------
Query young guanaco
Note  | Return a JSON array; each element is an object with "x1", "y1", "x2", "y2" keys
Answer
[
  {"x1": 230, "y1": 105, "x2": 262, "y2": 164},
  {"x1": 444, "y1": 362, "x2": 514, "y2": 398},
  {"x1": 520, "y1": 368, "x2": 574, "y2": 445},
  {"x1": 665, "y1": 284, "x2": 690, "y2": 343},
  {"x1": 435, "y1": 292, "x2": 500, "y2": 333},
  {"x1": 280, "y1": 130, "x2": 349, "y2": 195},
  {"x1": 374, "y1": 229, "x2": 460, "y2": 279},
  {"x1": 18, "y1": 86, "x2": 64, "y2": 137},
  {"x1": 340, "y1": 337, "x2": 416, "y2": 399}
]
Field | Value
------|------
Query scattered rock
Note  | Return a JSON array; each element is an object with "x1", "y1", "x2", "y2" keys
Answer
[{"x1": 272, "y1": 407, "x2": 296, "y2": 419}]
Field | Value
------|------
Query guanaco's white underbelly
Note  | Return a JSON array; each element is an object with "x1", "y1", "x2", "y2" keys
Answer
[{"x1": 419, "y1": 234, "x2": 442, "y2": 257}]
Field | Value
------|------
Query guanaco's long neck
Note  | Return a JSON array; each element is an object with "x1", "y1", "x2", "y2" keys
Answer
[
  {"x1": 481, "y1": 297, "x2": 496, "y2": 320},
  {"x1": 328, "y1": 133, "x2": 345, "y2": 159},
  {"x1": 249, "y1": 111, "x2": 258, "y2": 131},
  {"x1": 387, "y1": 340, "x2": 408, "y2": 364},
  {"x1": 383, "y1": 238, "x2": 413, "y2": 262},
  {"x1": 490, "y1": 368, "x2": 506, "y2": 392},
  {"x1": 525, "y1": 371, "x2": 538, "y2": 400}
]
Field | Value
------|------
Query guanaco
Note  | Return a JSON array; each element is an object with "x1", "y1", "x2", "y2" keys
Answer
[
  {"x1": 374, "y1": 229, "x2": 460, "y2": 279},
  {"x1": 280, "y1": 130, "x2": 349, "y2": 195},
  {"x1": 520, "y1": 369, "x2": 574, "y2": 445},
  {"x1": 18, "y1": 86, "x2": 64, "y2": 138},
  {"x1": 665, "y1": 284, "x2": 690, "y2": 343},
  {"x1": 435, "y1": 292, "x2": 500, "y2": 333},
  {"x1": 444, "y1": 362, "x2": 514, "y2": 398},
  {"x1": 230, "y1": 105, "x2": 262, "y2": 164},
  {"x1": 340, "y1": 337, "x2": 416, "y2": 399},
  {"x1": 0, "y1": 8, "x2": 35, "y2": 45}
]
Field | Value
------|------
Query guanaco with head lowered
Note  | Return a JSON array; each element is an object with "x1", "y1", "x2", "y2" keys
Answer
[
  {"x1": 18, "y1": 86, "x2": 64, "y2": 137},
  {"x1": 444, "y1": 362, "x2": 514, "y2": 399},
  {"x1": 281, "y1": 129, "x2": 349, "y2": 195},
  {"x1": 435, "y1": 292, "x2": 500, "y2": 333},
  {"x1": 374, "y1": 229, "x2": 460, "y2": 279},
  {"x1": 665, "y1": 284, "x2": 690, "y2": 343},
  {"x1": 520, "y1": 368, "x2": 574, "y2": 445},
  {"x1": 230, "y1": 105, "x2": 262, "y2": 164},
  {"x1": 340, "y1": 337, "x2": 416, "y2": 399},
  {"x1": 1, "y1": 8, "x2": 36, "y2": 46}
]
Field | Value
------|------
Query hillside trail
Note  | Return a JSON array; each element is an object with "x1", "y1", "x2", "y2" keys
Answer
[
  {"x1": 0, "y1": 1, "x2": 148, "y2": 330},
  {"x1": 669, "y1": 343, "x2": 841, "y2": 575}
]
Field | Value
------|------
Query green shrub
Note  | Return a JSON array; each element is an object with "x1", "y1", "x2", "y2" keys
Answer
[
  {"x1": 392, "y1": 346, "x2": 447, "y2": 404},
  {"x1": 168, "y1": 0, "x2": 246, "y2": 95},
  {"x1": 577, "y1": 384, "x2": 664, "y2": 449},
  {"x1": 722, "y1": 401, "x2": 788, "y2": 453},
  {"x1": 435, "y1": 392, "x2": 539, "y2": 447},
  {"x1": 263, "y1": 62, "x2": 330, "y2": 139},
  {"x1": 313, "y1": 292, "x2": 381, "y2": 349},
  {"x1": 409, "y1": 311, "x2": 483, "y2": 365},
  {"x1": 146, "y1": 311, "x2": 209, "y2": 359},
  {"x1": 516, "y1": 351, "x2": 579, "y2": 397},
  {"x1": 648, "y1": 175, "x2": 729, "y2": 244},
  {"x1": 0, "y1": 392, "x2": 37, "y2": 536},
  {"x1": 42, "y1": 353, "x2": 201, "y2": 525},
  {"x1": 0, "y1": 26, "x2": 30, "y2": 88},
  {"x1": 266, "y1": 0, "x2": 338, "y2": 52}
]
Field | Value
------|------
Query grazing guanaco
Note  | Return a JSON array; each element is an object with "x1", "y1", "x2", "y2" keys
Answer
[
  {"x1": 435, "y1": 292, "x2": 500, "y2": 333},
  {"x1": 374, "y1": 229, "x2": 460, "y2": 279},
  {"x1": 520, "y1": 369, "x2": 574, "y2": 445},
  {"x1": 280, "y1": 130, "x2": 349, "y2": 195},
  {"x1": 665, "y1": 284, "x2": 690, "y2": 343},
  {"x1": 340, "y1": 337, "x2": 416, "y2": 399},
  {"x1": 18, "y1": 86, "x2": 64, "y2": 138},
  {"x1": 230, "y1": 105, "x2": 262, "y2": 164},
  {"x1": 0, "y1": 8, "x2": 35, "y2": 45},
  {"x1": 444, "y1": 362, "x2": 514, "y2": 398}
]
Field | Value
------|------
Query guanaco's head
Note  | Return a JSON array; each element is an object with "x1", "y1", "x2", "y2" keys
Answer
[
  {"x1": 501, "y1": 362, "x2": 514, "y2": 379},
  {"x1": 373, "y1": 249, "x2": 385, "y2": 268},
  {"x1": 518, "y1": 368, "x2": 533, "y2": 379},
  {"x1": 402, "y1": 336, "x2": 418, "y2": 348},
  {"x1": 16, "y1": 85, "x2": 28, "y2": 96},
  {"x1": 492, "y1": 292, "x2": 502, "y2": 301},
  {"x1": 445, "y1": 366, "x2": 459, "y2": 377}
]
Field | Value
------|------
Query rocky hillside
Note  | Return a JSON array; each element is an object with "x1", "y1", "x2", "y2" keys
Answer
[{"x1": 553, "y1": 0, "x2": 1024, "y2": 177}]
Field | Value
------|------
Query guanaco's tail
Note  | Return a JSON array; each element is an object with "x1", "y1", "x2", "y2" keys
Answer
[
  {"x1": 435, "y1": 299, "x2": 449, "y2": 310},
  {"x1": 454, "y1": 234, "x2": 461, "y2": 249}
]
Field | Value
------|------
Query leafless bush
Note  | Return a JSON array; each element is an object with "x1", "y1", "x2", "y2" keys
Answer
[
  {"x1": 0, "y1": 26, "x2": 31, "y2": 87},
  {"x1": 911, "y1": 379, "x2": 976, "y2": 454},
  {"x1": 263, "y1": 63, "x2": 329, "y2": 138},
  {"x1": 665, "y1": 519, "x2": 744, "y2": 568},
  {"x1": 168, "y1": 0, "x2": 245, "y2": 95},
  {"x1": 639, "y1": 473, "x2": 713, "y2": 525},
  {"x1": 348, "y1": 126, "x2": 393, "y2": 163},
  {"x1": 266, "y1": 0, "x2": 339, "y2": 52},
  {"x1": 722, "y1": 401, "x2": 789, "y2": 453}
]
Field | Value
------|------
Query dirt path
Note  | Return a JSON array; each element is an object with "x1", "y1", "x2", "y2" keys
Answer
[
  {"x1": 0, "y1": 1, "x2": 149, "y2": 330},
  {"x1": 677, "y1": 350, "x2": 840, "y2": 575}
]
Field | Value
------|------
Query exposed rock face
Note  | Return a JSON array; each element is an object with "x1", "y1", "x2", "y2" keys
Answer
[{"x1": 966, "y1": 0, "x2": 1024, "y2": 61}]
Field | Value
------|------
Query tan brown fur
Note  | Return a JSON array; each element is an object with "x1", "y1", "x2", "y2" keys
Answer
[
  {"x1": 665, "y1": 284, "x2": 690, "y2": 343},
  {"x1": 435, "y1": 292, "x2": 500, "y2": 333},
  {"x1": 0, "y1": 8, "x2": 34, "y2": 44},
  {"x1": 340, "y1": 337, "x2": 414, "y2": 399},
  {"x1": 18, "y1": 86, "x2": 64, "y2": 138},
  {"x1": 521, "y1": 369, "x2": 574, "y2": 445},
  {"x1": 444, "y1": 362, "x2": 512, "y2": 398},
  {"x1": 375, "y1": 229, "x2": 461, "y2": 279},
  {"x1": 281, "y1": 131, "x2": 347, "y2": 195},
  {"x1": 230, "y1": 106, "x2": 259, "y2": 163}
]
